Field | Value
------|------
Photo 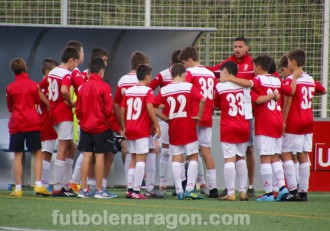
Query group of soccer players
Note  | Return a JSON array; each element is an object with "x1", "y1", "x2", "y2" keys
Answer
[{"x1": 6, "y1": 37, "x2": 326, "y2": 202}]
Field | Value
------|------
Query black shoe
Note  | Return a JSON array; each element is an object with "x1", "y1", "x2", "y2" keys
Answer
[
  {"x1": 52, "y1": 187, "x2": 77, "y2": 197},
  {"x1": 247, "y1": 188, "x2": 256, "y2": 198},
  {"x1": 283, "y1": 192, "x2": 299, "y2": 202},
  {"x1": 219, "y1": 188, "x2": 227, "y2": 197},
  {"x1": 208, "y1": 188, "x2": 219, "y2": 198},
  {"x1": 298, "y1": 192, "x2": 308, "y2": 202},
  {"x1": 172, "y1": 190, "x2": 177, "y2": 196}
]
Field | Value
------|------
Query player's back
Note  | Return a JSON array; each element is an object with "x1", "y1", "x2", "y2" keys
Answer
[
  {"x1": 149, "y1": 67, "x2": 173, "y2": 90},
  {"x1": 160, "y1": 82, "x2": 199, "y2": 145},
  {"x1": 123, "y1": 85, "x2": 153, "y2": 140},
  {"x1": 285, "y1": 73, "x2": 318, "y2": 134},
  {"x1": 215, "y1": 81, "x2": 250, "y2": 143},
  {"x1": 252, "y1": 74, "x2": 282, "y2": 138},
  {"x1": 187, "y1": 65, "x2": 216, "y2": 127},
  {"x1": 114, "y1": 73, "x2": 138, "y2": 104}
]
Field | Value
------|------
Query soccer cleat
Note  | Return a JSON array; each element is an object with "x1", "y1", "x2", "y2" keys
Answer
[
  {"x1": 144, "y1": 189, "x2": 165, "y2": 199},
  {"x1": 103, "y1": 188, "x2": 118, "y2": 198},
  {"x1": 200, "y1": 184, "x2": 208, "y2": 195},
  {"x1": 298, "y1": 192, "x2": 308, "y2": 202},
  {"x1": 184, "y1": 190, "x2": 204, "y2": 200},
  {"x1": 273, "y1": 191, "x2": 278, "y2": 200},
  {"x1": 10, "y1": 190, "x2": 23, "y2": 197},
  {"x1": 131, "y1": 192, "x2": 148, "y2": 199},
  {"x1": 126, "y1": 191, "x2": 133, "y2": 199},
  {"x1": 46, "y1": 185, "x2": 53, "y2": 193},
  {"x1": 219, "y1": 188, "x2": 228, "y2": 197},
  {"x1": 218, "y1": 193, "x2": 236, "y2": 201},
  {"x1": 247, "y1": 188, "x2": 256, "y2": 198},
  {"x1": 52, "y1": 187, "x2": 77, "y2": 197},
  {"x1": 282, "y1": 192, "x2": 299, "y2": 202},
  {"x1": 34, "y1": 186, "x2": 51, "y2": 196},
  {"x1": 276, "y1": 187, "x2": 289, "y2": 201},
  {"x1": 77, "y1": 189, "x2": 90, "y2": 198},
  {"x1": 94, "y1": 190, "x2": 113, "y2": 199},
  {"x1": 69, "y1": 182, "x2": 80, "y2": 194},
  {"x1": 256, "y1": 194, "x2": 275, "y2": 202},
  {"x1": 157, "y1": 189, "x2": 167, "y2": 198},
  {"x1": 239, "y1": 192, "x2": 249, "y2": 201},
  {"x1": 208, "y1": 188, "x2": 219, "y2": 198},
  {"x1": 176, "y1": 192, "x2": 185, "y2": 200}
]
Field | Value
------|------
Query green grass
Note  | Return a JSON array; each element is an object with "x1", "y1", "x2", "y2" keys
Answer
[{"x1": 0, "y1": 188, "x2": 330, "y2": 231}]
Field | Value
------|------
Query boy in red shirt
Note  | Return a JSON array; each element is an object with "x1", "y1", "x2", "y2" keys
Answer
[
  {"x1": 7, "y1": 58, "x2": 50, "y2": 197},
  {"x1": 121, "y1": 64, "x2": 160, "y2": 199}
]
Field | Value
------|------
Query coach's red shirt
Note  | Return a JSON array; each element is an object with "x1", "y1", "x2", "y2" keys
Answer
[
  {"x1": 76, "y1": 74, "x2": 120, "y2": 134},
  {"x1": 6, "y1": 73, "x2": 40, "y2": 134}
]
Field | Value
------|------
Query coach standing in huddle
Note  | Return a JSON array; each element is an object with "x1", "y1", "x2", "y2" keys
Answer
[{"x1": 207, "y1": 37, "x2": 256, "y2": 198}]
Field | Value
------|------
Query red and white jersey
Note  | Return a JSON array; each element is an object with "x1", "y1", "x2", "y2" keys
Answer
[
  {"x1": 114, "y1": 73, "x2": 138, "y2": 105},
  {"x1": 39, "y1": 88, "x2": 57, "y2": 141},
  {"x1": 81, "y1": 69, "x2": 89, "y2": 81},
  {"x1": 283, "y1": 73, "x2": 325, "y2": 134},
  {"x1": 156, "y1": 82, "x2": 204, "y2": 145},
  {"x1": 62, "y1": 67, "x2": 85, "y2": 95},
  {"x1": 149, "y1": 67, "x2": 173, "y2": 90},
  {"x1": 121, "y1": 84, "x2": 154, "y2": 140},
  {"x1": 186, "y1": 65, "x2": 217, "y2": 127},
  {"x1": 251, "y1": 74, "x2": 291, "y2": 138},
  {"x1": 39, "y1": 66, "x2": 73, "y2": 125},
  {"x1": 214, "y1": 82, "x2": 250, "y2": 143}
]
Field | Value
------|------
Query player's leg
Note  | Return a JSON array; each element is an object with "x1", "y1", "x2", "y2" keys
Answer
[
  {"x1": 93, "y1": 153, "x2": 106, "y2": 199},
  {"x1": 69, "y1": 152, "x2": 83, "y2": 193},
  {"x1": 10, "y1": 133, "x2": 25, "y2": 197},
  {"x1": 246, "y1": 119, "x2": 255, "y2": 198},
  {"x1": 236, "y1": 142, "x2": 248, "y2": 201},
  {"x1": 197, "y1": 126, "x2": 218, "y2": 198},
  {"x1": 170, "y1": 144, "x2": 185, "y2": 200},
  {"x1": 125, "y1": 140, "x2": 136, "y2": 198},
  {"x1": 144, "y1": 137, "x2": 157, "y2": 197},
  {"x1": 78, "y1": 151, "x2": 93, "y2": 198},
  {"x1": 159, "y1": 121, "x2": 170, "y2": 192},
  {"x1": 184, "y1": 141, "x2": 203, "y2": 200},
  {"x1": 271, "y1": 153, "x2": 288, "y2": 201}
]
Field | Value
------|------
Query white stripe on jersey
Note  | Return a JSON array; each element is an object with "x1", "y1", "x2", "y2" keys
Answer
[
  {"x1": 287, "y1": 73, "x2": 315, "y2": 86},
  {"x1": 257, "y1": 75, "x2": 281, "y2": 88},
  {"x1": 216, "y1": 81, "x2": 244, "y2": 95},
  {"x1": 160, "y1": 68, "x2": 173, "y2": 83},
  {"x1": 187, "y1": 65, "x2": 215, "y2": 77},
  {"x1": 126, "y1": 85, "x2": 152, "y2": 96},
  {"x1": 48, "y1": 67, "x2": 71, "y2": 79},
  {"x1": 118, "y1": 73, "x2": 138, "y2": 87},
  {"x1": 160, "y1": 82, "x2": 193, "y2": 96}
]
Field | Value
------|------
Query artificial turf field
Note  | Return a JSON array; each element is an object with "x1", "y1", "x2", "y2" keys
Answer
[{"x1": 0, "y1": 188, "x2": 329, "y2": 231}]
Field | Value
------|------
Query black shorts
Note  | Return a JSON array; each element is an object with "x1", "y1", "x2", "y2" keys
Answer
[
  {"x1": 78, "y1": 129, "x2": 114, "y2": 154},
  {"x1": 9, "y1": 131, "x2": 42, "y2": 152}
]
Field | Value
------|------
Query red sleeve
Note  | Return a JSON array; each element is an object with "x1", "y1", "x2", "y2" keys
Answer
[
  {"x1": 214, "y1": 89, "x2": 221, "y2": 108},
  {"x1": 75, "y1": 88, "x2": 82, "y2": 121},
  {"x1": 146, "y1": 89, "x2": 155, "y2": 104},
  {"x1": 6, "y1": 87, "x2": 12, "y2": 112},
  {"x1": 191, "y1": 85, "x2": 204, "y2": 101},
  {"x1": 154, "y1": 92, "x2": 163, "y2": 108},
  {"x1": 109, "y1": 114, "x2": 121, "y2": 133},
  {"x1": 121, "y1": 95, "x2": 127, "y2": 109},
  {"x1": 251, "y1": 77, "x2": 261, "y2": 91},
  {"x1": 62, "y1": 74, "x2": 72, "y2": 88},
  {"x1": 250, "y1": 89, "x2": 259, "y2": 103},
  {"x1": 315, "y1": 80, "x2": 326, "y2": 94},
  {"x1": 281, "y1": 81, "x2": 293, "y2": 96},
  {"x1": 38, "y1": 76, "x2": 49, "y2": 90},
  {"x1": 206, "y1": 62, "x2": 222, "y2": 73},
  {"x1": 71, "y1": 71, "x2": 85, "y2": 90},
  {"x1": 114, "y1": 87, "x2": 122, "y2": 104},
  {"x1": 149, "y1": 73, "x2": 163, "y2": 90}
]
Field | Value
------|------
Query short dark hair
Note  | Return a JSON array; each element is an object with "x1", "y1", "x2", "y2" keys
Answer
[
  {"x1": 10, "y1": 58, "x2": 27, "y2": 75},
  {"x1": 253, "y1": 54, "x2": 272, "y2": 72},
  {"x1": 61, "y1": 47, "x2": 80, "y2": 63},
  {"x1": 220, "y1": 61, "x2": 238, "y2": 76},
  {"x1": 234, "y1": 36, "x2": 249, "y2": 45},
  {"x1": 268, "y1": 57, "x2": 277, "y2": 74},
  {"x1": 42, "y1": 58, "x2": 59, "y2": 75},
  {"x1": 287, "y1": 48, "x2": 305, "y2": 67},
  {"x1": 131, "y1": 51, "x2": 150, "y2": 70},
  {"x1": 136, "y1": 64, "x2": 152, "y2": 81},
  {"x1": 89, "y1": 58, "x2": 106, "y2": 74},
  {"x1": 65, "y1": 40, "x2": 83, "y2": 52},
  {"x1": 171, "y1": 63, "x2": 186, "y2": 78},
  {"x1": 171, "y1": 49, "x2": 181, "y2": 64},
  {"x1": 178, "y1": 46, "x2": 198, "y2": 62},
  {"x1": 90, "y1": 48, "x2": 109, "y2": 61},
  {"x1": 278, "y1": 55, "x2": 288, "y2": 68}
]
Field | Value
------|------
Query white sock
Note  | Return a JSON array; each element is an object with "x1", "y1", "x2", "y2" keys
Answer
[
  {"x1": 133, "y1": 162, "x2": 145, "y2": 192},
  {"x1": 236, "y1": 159, "x2": 248, "y2": 192},
  {"x1": 172, "y1": 162, "x2": 183, "y2": 194},
  {"x1": 15, "y1": 184, "x2": 22, "y2": 191},
  {"x1": 197, "y1": 155, "x2": 206, "y2": 185},
  {"x1": 185, "y1": 160, "x2": 198, "y2": 192},
  {"x1": 127, "y1": 168, "x2": 135, "y2": 189},
  {"x1": 298, "y1": 162, "x2": 310, "y2": 193},
  {"x1": 71, "y1": 153, "x2": 83, "y2": 184},
  {"x1": 272, "y1": 173, "x2": 279, "y2": 192},
  {"x1": 87, "y1": 178, "x2": 96, "y2": 189},
  {"x1": 272, "y1": 161, "x2": 285, "y2": 188},
  {"x1": 294, "y1": 162, "x2": 300, "y2": 184},
  {"x1": 125, "y1": 153, "x2": 132, "y2": 184},
  {"x1": 283, "y1": 160, "x2": 297, "y2": 191},
  {"x1": 42, "y1": 160, "x2": 51, "y2": 187},
  {"x1": 102, "y1": 178, "x2": 107, "y2": 189},
  {"x1": 260, "y1": 163, "x2": 272, "y2": 194},
  {"x1": 35, "y1": 181, "x2": 42, "y2": 187},
  {"x1": 159, "y1": 148, "x2": 170, "y2": 188},
  {"x1": 54, "y1": 159, "x2": 66, "y2": 190},
  {"x1": 206, "y1": 169, "x2": 217, "y2": 189},
  {"x1": 224, "y1": 162, "x2": 236, "y2": 195},
  {"x1": 181, "y1": 162, "x2": 186, "y2": 181},
  {"x1": 63, "y1": 158, "x2": 74, "y2": 186},
  {"x1": 145, "y1": 154, "x2": 156, "y2": 192}
]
